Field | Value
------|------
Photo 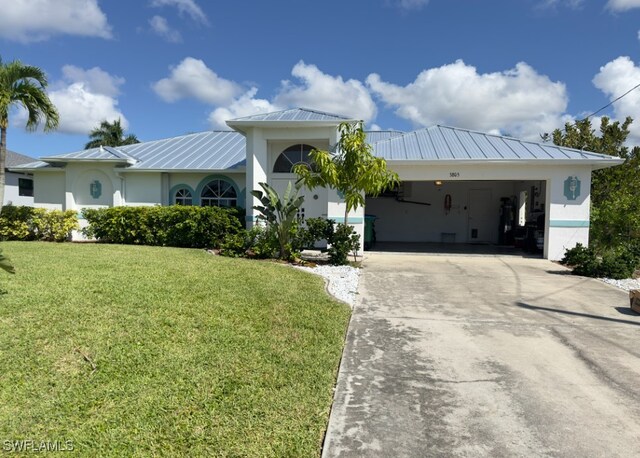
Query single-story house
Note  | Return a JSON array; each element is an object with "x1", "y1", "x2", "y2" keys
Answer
[
  {"x1": 4, "y1": 150, "x2": 35, "y2": 206},
  {"x1": 10, "y1": 108, "x2": 623, "y2": 260}
]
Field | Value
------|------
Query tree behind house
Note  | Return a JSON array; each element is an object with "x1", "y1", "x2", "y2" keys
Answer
[
  {"x1": 85, "y1": 119, "x2": 139, "y2": 149},
  {"x1": 548, "y1": 116, "x2": 640, "y2": 249}
]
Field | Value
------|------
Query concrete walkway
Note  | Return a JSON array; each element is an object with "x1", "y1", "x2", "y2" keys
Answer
[{"x1": 323, "y1": 253, "x2": 640, "y2": 458}]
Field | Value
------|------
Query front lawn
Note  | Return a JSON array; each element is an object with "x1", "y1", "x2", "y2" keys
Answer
[{"x1": 0, "y1": 242, "x2": 350, "y2": 457}]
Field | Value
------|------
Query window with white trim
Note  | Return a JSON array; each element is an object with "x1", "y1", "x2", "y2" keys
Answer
[
  {"x1": 273, "y1": 144, "x2": 318, "y2": 173},
  {"x1": 174, "y1": 188, "x2": 193, "y2": 205},
  {"x1": 200, "y1": 179, "x2": 237, "y2": 207}
]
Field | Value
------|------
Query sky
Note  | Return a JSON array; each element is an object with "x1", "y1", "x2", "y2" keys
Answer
[{"x1": 2, "y1": 0, "x2": 640, "y2": 158}]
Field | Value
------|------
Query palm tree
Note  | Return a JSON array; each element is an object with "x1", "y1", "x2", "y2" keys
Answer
[
  {"x1": 0, "y1": 57, "x2": 59, "y2": 210},
  {"x1": 85, "y1": 119, "x2": 139, "y2": 149}
]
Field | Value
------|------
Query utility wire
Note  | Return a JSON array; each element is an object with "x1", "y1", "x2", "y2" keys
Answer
[{"x1": 580, "y1": 81, "x2": 640, "y2": 121}]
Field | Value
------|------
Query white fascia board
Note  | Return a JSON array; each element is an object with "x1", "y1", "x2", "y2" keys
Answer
[
  {"x1": 115, "y1": 167, "x2": 247, "y2": 173},
  {"x1": 384, "y1": 158, "x2": 625, "y2": 167}
]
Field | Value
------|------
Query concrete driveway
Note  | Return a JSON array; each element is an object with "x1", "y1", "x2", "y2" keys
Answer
[{"x1": 323, "y1": 252, "x2": 640, "y2": 458}]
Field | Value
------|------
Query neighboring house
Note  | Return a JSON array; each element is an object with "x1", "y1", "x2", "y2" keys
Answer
[
  {"x1": 4, "y1": 150, "x2": 35, "y2": 206},
  {"x1": 10, "y1": 108, "x2": 623, "y2": 260}
]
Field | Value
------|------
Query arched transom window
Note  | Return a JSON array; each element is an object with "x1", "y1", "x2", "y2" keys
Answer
[
  {"x1": 200, "y1": 179, "x2": 237, "y2": 207},
  {"x1": 273, "y1": 144, "x2": 318, "y2": 173},
  {"x1": 174, "y1": 188, "x2": 192, "y2": 205}
]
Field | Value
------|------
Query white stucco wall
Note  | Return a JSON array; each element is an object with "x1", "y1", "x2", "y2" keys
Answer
[
  {"x1": 124, "y1": 173, "x2": 162, "y2": 206},
  {"x1": 3, "y1": 172, "x2": 34, "y2": 206},
  {"x1": 244, "y1": 126, "x2": 340, "y2": 217},
  {"x1": 33, "y1": 171, "x2": 65, "y2": 210}
]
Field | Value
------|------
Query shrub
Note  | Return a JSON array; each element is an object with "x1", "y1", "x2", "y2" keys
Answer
[
  {"x1": 33, "y1": 209, "x2": 80, "y2": 242},
  {"x1": 82, "y1": 205, "x2": 244, "y2": 248},
  {"x1": 0, "y1": 206, "x2": 78, "y2": 242},
  {"x1": 220, "y1": 230, "x2": 251, "y2": 258},
  {"x1": 561, "y1": 243, "x2": 640, "y2": 279},
  {"x1": 248, "y1": 225, "x2": 279, "y2": 259},
  {"x1": 328, "y1": 223, "x2": 360, "y2": 266},
  {"x1": 299, "y1": 217, "x2": 335, "y2": 249}
]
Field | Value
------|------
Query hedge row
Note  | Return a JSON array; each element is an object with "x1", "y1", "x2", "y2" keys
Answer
[
  {"x1": 82, "y1": 205, "x2": 244, "y2": 248},
  {"x1": 0, "y1": 206, "x2": 79, "y2": 242}
]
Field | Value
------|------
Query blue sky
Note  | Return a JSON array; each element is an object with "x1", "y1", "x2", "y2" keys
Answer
[{"x1": 2, "y1": 0, "x2": 640, "y2": 158}]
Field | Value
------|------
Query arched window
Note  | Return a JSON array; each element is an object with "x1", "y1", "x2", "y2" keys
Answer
[
  {"x1": 200, "y1": 179, "x2": 237, "y2": 207},
  {"x1": 273, "y1": 144, "x2": 318, "y2": 173},
  {"x1": 174, "y1": 188, "x2": 192, "y2": 205}
]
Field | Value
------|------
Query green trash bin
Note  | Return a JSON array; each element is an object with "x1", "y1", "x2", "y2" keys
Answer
[{"x1": 364, "y1": 214, "x2": 377, "y2": 250}]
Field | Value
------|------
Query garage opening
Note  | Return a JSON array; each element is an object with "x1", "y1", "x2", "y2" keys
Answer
[{"x1": 365, "y1": 180, "x2": 546, "y2": 255}]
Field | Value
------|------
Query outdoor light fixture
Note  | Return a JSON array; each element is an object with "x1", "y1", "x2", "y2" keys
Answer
[{"x1": 434, "y1": 180, "x2": 443, "y2": 186}]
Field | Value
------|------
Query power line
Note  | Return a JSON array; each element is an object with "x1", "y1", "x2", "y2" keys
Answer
[{"x1": 580, "y1": 81, "x2": 640, "y2": 121}]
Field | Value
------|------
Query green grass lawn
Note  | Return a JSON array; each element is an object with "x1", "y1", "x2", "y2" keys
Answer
[{"x1": 0, "y1": 242, "x2": 351, "y2": 457}]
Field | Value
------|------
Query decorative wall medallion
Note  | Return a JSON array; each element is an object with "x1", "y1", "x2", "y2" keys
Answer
[
  {"x1": 90, "y1": 180, "x2": 102, "y2": 199},
  {"x1": 563, "y1": 176, "x2": 581, "y2": 201}
]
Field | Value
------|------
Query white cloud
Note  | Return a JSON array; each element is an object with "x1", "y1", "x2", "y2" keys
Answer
[
  {"x1": 538, "y1": 0, "x2": 584, "y2": 9},
  {"x1": 43, "y1": 66, "x2": 127, "y2": 134},
  {"x1": 149, "y1": 15, "x2": 182, "y2": 43},
  {"x1": 0, "y1": 0, "x2": 111, "y2": 42},
  {"x1": 592, "y1": 56, "x2": 640, "y2": 141},
  {"x1": 153, "y1": 57, "x2": 243, "y2": 105},
  {"x1": 208, "y1": 88, "x2": 282, "y2": 129},
  {"x1": 49, "y1": 84, "x2": 128, "y2": 135},
  {"x1": 367, "y1": 60, "x2": 570, "y2": 140},
  {"x1": 59, "y1": 65, "x2": 124, "y2": 97},
  {"x1": 606, "y1": 0, "x2": 640, "y2": 11},
  {"x1": 394, "y1": 0, "x2": 429, "y2": 10},
  {"x1": 150, "y1": 0, "x2": 208, "y2": 24},
  {"x1": 274, "y1": 61, "x2": 377, "y2": 123}
]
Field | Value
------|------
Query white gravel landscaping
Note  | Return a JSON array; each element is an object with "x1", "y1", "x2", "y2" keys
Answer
[
  {"x1": 296, "y1": 265, "x2": 360, "y2": 306},
  {"x1": 600, "y1": 277, "x2": 640, "y2": 292}
]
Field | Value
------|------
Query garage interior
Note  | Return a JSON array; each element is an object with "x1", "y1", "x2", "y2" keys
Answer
[{"x1": 365, "y1": 180, "x2": 547, "y2": 254}]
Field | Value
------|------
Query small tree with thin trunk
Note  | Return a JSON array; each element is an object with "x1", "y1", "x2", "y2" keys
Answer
[
  {"x1": 294, "y1": 121, "x2": 399, "y2": 225},
  {"x1": 0, "y1": 57, "x2": 59, "y2": 212}
]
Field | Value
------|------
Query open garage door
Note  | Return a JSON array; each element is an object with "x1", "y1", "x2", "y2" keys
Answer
[{"x1": 365, "y1": 180, "x2": 546, "y2": 254}]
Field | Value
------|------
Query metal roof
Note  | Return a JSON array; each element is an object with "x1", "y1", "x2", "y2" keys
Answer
[
  {"x1": 11, "y1": 119, "x2": 623, "y2": 173},
  {"x1": 11, "y1": 160, "x2": 52, "y2": 170},
  {"x1": 365, "y1": 130, "x2": 405, "y2": 144},
  {"x1": 41, "y1": 146, "x2": 131, "y2": 162},
  {"x1": 371, "y1": 125, "x2": 624, "y2": 163},
  {"x1": 26, "y1": 131, "x2": 247, "y2": 171},
  {"x1": 126, "y1": 131, "x2": 245, "y2": 170},
  {"x1": 227, "y1": 108, "x2": 352, "y2": 123},
  {"x1": 5, "y1": 150, "x2": 36, "y2": 168}
]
